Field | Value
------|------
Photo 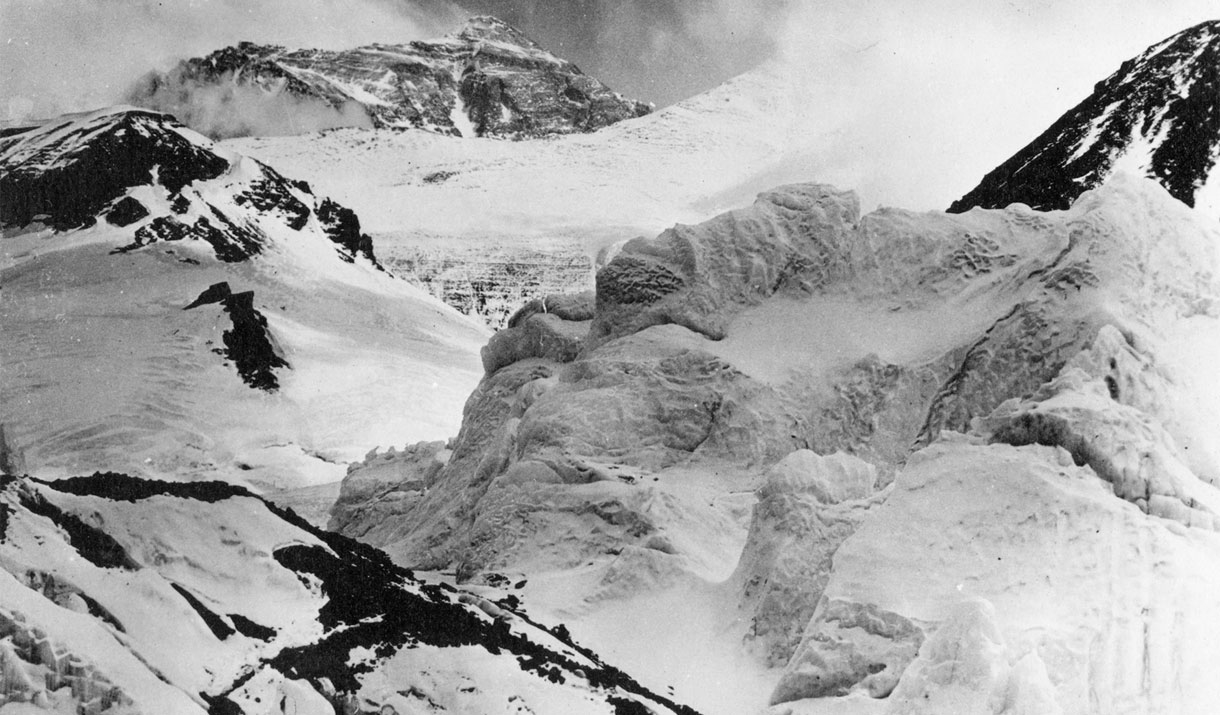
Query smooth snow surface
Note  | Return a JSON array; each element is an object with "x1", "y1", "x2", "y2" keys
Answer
[
  {"x1": 224, "y1": 62, "x2": 839, "y2": 260},
  {"x1": 1, "y1": 212, "x2": 486, "y2": 491}
]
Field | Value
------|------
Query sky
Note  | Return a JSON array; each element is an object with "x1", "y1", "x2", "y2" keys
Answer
[{"x1": 1, "y1": 0, "x2": 1217, "y2": 209}]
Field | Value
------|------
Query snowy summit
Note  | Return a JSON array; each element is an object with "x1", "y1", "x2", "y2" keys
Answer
[
  {"x1": 951, "y1": 20, "x2": 1220, "y2": 218},
  {"x1": 128, "y1": 16, "x2": 652, "y2": 139}
]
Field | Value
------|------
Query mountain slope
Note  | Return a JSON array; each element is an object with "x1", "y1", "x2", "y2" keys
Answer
[
  {"x1": 0, "y1": 472, "x2": 698, "y2": 715},
  {"x1": 222, "y1": 62, "x2": 817, "y2": 327},
  {"x1": 949, "y1": 20, "x2": 1220, "y2": 216},
  {"x1": 129, "y1": 16, "x2": 651, "y2": 140},
  {"x1": 1, "y1": 107, "x2": 487, "y2": 490}
]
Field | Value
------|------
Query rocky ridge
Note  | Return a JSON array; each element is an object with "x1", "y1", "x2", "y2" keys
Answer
[
  {"x1": 1, "y1": 106, "x2": 487, "y2": 488},
  {"x1": 0, "y1": 107, "x2": 378, "y2": 265},
  {"x1": 950, "y1": 20, "x2": 1220, "y2": 216},
  {"x1": 129, "y1": 16, "x2": 652, "y2": 139},
  {"x1": 0, "y1": 472, "x2": 698, "y2": 714},
  {"x1": 333, "y1": 174, "x2": 1220, "y2": 712}
]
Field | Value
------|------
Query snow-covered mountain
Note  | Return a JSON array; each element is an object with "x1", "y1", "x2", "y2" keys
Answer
[
  {"x1": 332, "y1": 174, "x2": 1220, "y2": 713},
  {"x1": 1, "y1": 107, "x2": 487, "y2": 491},
  {"x1": 950, "y1": 20, "x2": 1220, "y2": 217},
  {"x1": 223, "y1": 61, "x2": 822, "y2": 326},
  {"x1": 128, "y1": 16, "x2": 651, "y2": 140},
  {"x1": 0, "y1": 472, "x2": 698, "y2": 714}
]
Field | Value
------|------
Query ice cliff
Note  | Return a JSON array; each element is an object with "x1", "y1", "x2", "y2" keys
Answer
[{"x1": 335, "y1": 174, "x2": 1220, "y2": 713}]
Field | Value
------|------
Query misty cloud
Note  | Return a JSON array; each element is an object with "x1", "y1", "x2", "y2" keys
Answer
[
  {"x1": 750, "y1": 0, "x2": 1220, "y2": 210},
  {"x1": 455, "y1": 0, "x2": 789, "y2": 108},
  {"x1": 0, "y1": 0, "x2": 463, "y2": 122},
  {"x1": 131, "y1": 72, "x2": 375, "y2": 139}
]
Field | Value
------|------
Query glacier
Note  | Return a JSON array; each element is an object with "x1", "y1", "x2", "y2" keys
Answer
[{"x1": 333, "y1": 173, "x2": 1220, "y2": 714}]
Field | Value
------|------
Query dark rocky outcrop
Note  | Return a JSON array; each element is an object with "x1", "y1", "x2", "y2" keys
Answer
[
  {"x1": 0, "y1": 474, "x2": 700, "y2": 714},
  {"x1": 129, "y1": 16, "x2": 651, "y2": 139},
  {"x1": 950, "y1": 20, "x2": 1220, "y2": 213},
  {"x1": 104, "y1": 197, "x2": 150, "y2": 227},
  {"x1": 3, "y1": 107, "x2": 383, "y2": 267},
  {"x1": 184, "y1": 282, "x2": 289, "y2": 391},
  {"x1": 0, "y1": 109, "x2": 228, "y2": 232},
  {"x1": 10, "y1": 480, "x2": 141, "y2": 571}
]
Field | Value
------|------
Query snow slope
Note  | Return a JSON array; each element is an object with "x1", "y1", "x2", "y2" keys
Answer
[
  {"x1": 221, "y1": 60, "x2": 832, "y2": 327},
  {"x1": 1, "y1": 108, "x2": 487, "y2": 490},
  {"x1": 0, "y1": 473, "x2": 698, "y2": 714},
  {"x1": 225, "y1": 61, "x2": 808, "y2": 244}
]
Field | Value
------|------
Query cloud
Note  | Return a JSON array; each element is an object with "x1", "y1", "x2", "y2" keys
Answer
[
  {"x1": 133, "y1": 74, "x2": 376, "y2": 138},
  {"x1": 0, "y1": 0, "x2": 464, "y2": 122},
  {"x1": 453, "y1": 0, "x2": 788, "y2": 107}
]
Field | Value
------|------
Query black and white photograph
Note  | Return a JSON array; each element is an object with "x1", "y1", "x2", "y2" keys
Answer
[{"x1": 2, "y1": 1, "x2": 1220, "y2": 713}]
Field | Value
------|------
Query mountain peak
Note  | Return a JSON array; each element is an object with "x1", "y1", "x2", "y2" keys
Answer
[
  {"x1": 950, "y1": 20, "x2": 1220, "y2": 216},
  {"x1": 455, "y1": 15, "x2": 542, "y2": 50},
  {"x1": 0, "y1": 107, "x2": 378, "y2": 267},
  {"x1": 128, "y1": 15, "x2": 650, "y2": 140}
]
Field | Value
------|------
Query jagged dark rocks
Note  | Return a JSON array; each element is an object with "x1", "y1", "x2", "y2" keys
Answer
[
  {"x1": 950, "y1": 20, "x2": 1220, "y2": 214},
  {"x1": 129, "y1": 16, "x2": 651, "y2": 139},
  {"x1": 2, "y1": 108, "x2": 382, "y2": 267},
  {"x1": 0, "y1": 474, "x2": 700, "y2": 714},
  {"x1": 0, "y1": 109, "x2": 228, "y2": 231},
  {"x1": 184, "y1": 282, "x2": 289, "y2": 391},
  {"x1": 104, "y1": 197, "x2": 150, "y2": 227}
]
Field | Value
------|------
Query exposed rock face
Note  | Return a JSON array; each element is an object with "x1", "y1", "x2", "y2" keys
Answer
[
  {"x1": 0, "y1": 107, "x2": 379, "y2": 266},
  {"x1": 1, "y1": 106, "x2": 485, "y2": 489},
  {"x1": 0, "y1": 473, "x2": 699, "y2": 715},
  {"x1": 950, "y1": 20, "x2": 1220, "y2": 215},
  {"x1": 129, "y1": 16, "x2": 651, "y2": 139},
  {"x1": 184, "y1": 282, "x2": 289, "y2": 391},
  {"x1": 0, "y1": 109, "x2": 228, "y2": 233}
]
